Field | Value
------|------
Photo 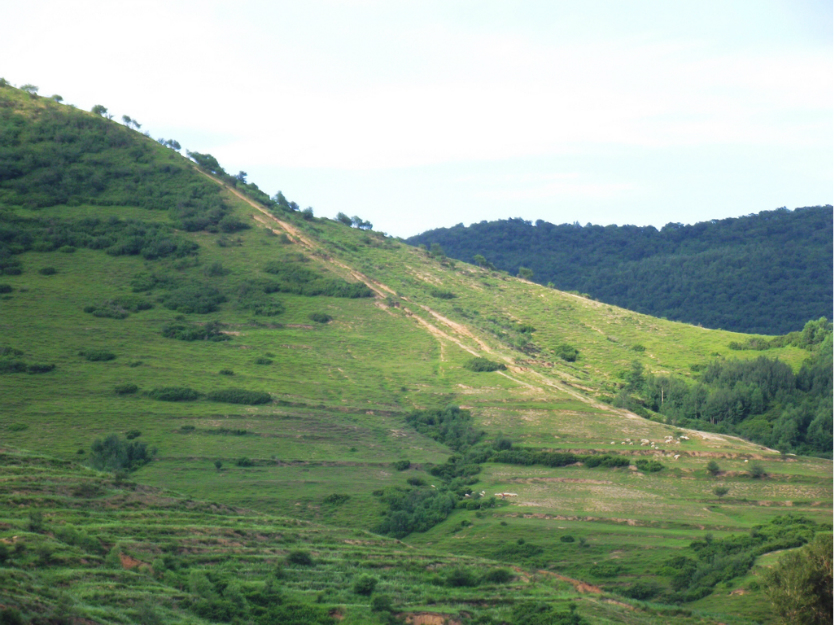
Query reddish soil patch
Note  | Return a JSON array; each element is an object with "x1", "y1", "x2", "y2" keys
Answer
[{"x1": 399, "y1": 613, "x2": 461, "y2": 625}]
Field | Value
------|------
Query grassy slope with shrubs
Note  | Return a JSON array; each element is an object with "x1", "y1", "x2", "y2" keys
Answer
[{"x1": 0, "y1": 84, "x2": 830, "y2": 624}]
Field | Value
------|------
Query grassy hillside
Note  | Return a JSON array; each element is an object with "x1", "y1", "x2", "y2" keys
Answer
[
  {"x1": 406, "y1": 208, "x2": 833, "y2": 335},
  {"x1": 0, "y1": 84, "x2": 830, "y2": 624}
]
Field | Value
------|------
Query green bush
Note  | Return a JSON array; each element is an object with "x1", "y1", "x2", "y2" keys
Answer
[
  {"x1": 0, "y1": 285, "x2": 12, "y2": 294},
  {"x1": 80, "y1": 349, "x2": 116, "y2": 361},
  {"x1": 483, "y1": 568, "x2": 513, "y2": 584},
  {"x1": 162, "y1": 320, "x2": 230, "y2": 342},
  {"x1": 323, "y1": 493, "x2": 350, "y2": 505},
  {"x1": 0, "y1": 360, "x2": 27, "y2": 374},
  {"x1": 219, "y1": 369, "x2": 234, "y2": 375},
  {"x1": 464, "y1": 357, "x2": 506, "y2": 372},
  {"x1": 370, "y1": 595, "x2": 393, "y2": 612},
  {"x1": 84, "y1": 296, "x2": 152, "y2": 319},
  {"x1": 236, "y1": 457, "x2": 254, "y2": 467},
  {"x1": 635, "y1": 459, "x2": 664, "y2": 473},
  {"x1": 286, "y1": 550, "x2": 313, "y2": 566},
  {"x1": 584, "y1": 454, "x2": 630, "y2": 468},
  {"x1": 161, "y1": 285, "x2": 226, "y2": 314},
  {"x1": 148, "y1": 387, "x2": 200, "y2": 402},
  {"x1": 393, "y1": 460, "x2": 411, "y2": 471},
  {"x1": 126, "y1": 430, "x2": 141, "y2": 439},
  {"x1": 554, "y1": 343, "x2": 579, "y2": 362},
  {"x1": 39, "y1": 266, "x2": 57, "y2": 275},
  {"x1": 749, "y1": 464, "x2": 766, "y2": 479},
  {"x1": 206, "y1": 389, "x2": 271, "y2": 405},
  {"x1": 254, "y1": 357, "x2": 273, "y2": 365},
  {"x1": 430, "y1": 289, "x2": 457, "y2": 299},
  {"x1": 353, "y1": 574, "x2": 379, "y2": 595},
  {"x1": 26, "y1": 363, "x2": 55, "y2": 374},
  {"x1": 445, "y1": 567, "x2": 479, "y2": 587},
  {"x1": 308, "y1": 312, "x2": 332, "y2": 323},
  {"x1": 560, "y1": 535, "x2": 575, "y2": 543},
  {"x1": 115, "y1": 383, "x2": 139, "y2": 395}
]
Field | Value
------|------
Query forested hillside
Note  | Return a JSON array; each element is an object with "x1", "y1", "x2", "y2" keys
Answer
[{"x1": 407, "y1": 207, "x2": 833, "y2": 335}]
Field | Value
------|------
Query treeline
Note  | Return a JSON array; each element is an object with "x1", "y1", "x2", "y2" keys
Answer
[
  {"x1": 624, "y1": 320, "x2": 832, "y2": 456},
  {"x1": 407, "y1": 206, "x2": 833, "y2": 335}
]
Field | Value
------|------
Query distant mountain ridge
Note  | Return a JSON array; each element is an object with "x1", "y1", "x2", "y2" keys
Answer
[{"x1": 407, "y1": 206, "x2": 833, "y2": 335}]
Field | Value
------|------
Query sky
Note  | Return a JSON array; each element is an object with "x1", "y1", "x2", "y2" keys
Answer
[{"x1": 2, "y1": 0, "x2": 831, "y2": 237}]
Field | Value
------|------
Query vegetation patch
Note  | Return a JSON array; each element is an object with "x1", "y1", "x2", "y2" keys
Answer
[
  {"x1": 80, "y1": 349, "x2": 116, "y2": 361},
  {"x1": 206, "y1": 389, "x2": 272, "y2": 405},
  {"x1": 84, "y1": 296, "x2": 152, "y2": 318},
  {"x1": 161, "y1": 284, "x2": 226, "y2": 314},
  {"x1": 463, "y1": 357, "x2": 506, "y2": 372},
  {"x1": 147, "y1": 387, "x2": 200, "y2": 402},
  {"x1": 89, "y1": 434, "x2": 156, "y2": 472},
  {"x1": 162, "y1": 320, "x2": 230, "y2": 341},
  {"x1": 308, "y1": 312, "x2": 332, "y2": 323}
]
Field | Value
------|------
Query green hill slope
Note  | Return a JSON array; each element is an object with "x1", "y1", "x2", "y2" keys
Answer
[
  {"x1": 0, "y1": 84, "x2": 831, "y2": 624},
  {"x1": 406, "y1": 208, "x2": 833, "y2": 335}
]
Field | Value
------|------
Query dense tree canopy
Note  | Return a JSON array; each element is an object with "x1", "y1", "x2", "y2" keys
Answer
[{"x1": 408, "y1": 207, "x2": 833, "y2": 334}]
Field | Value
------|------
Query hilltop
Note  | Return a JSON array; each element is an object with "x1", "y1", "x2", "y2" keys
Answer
[
  {"x1": 406, "y1": 208, "x2": 833, "y2": 335},
  {"x1": 0, "y1": 83, "x2": 831, "y2": 624}
]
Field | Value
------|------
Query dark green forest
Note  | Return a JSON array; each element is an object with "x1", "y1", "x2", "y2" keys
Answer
[
  {"x1": 617, "y1": 318, "x2": 833, "y2": 457},
  {"x1": 407, "y1": 207, "x2": 833, "y2": 335}
]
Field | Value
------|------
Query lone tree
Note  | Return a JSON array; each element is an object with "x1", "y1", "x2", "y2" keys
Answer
[
  {"x1": 706, "y1": 460, "x2": 720, "y2": 476},
  {"x1": 336, "y1": 212, "x2": 353, "y2": 226},
  {"x1": 51, "y1": 94, "x2": 63, "y2": 103},
  {"x1": 122, "y1": 115, "x2": 133, "y2": 126},
  {"x1": 21, "y1": 84, "x2": 38, "y2": 96},
  {"x1": 92, "y1": 104, "x2": 109, "y2": 117}
]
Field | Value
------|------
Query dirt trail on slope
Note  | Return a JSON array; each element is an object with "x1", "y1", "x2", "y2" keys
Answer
[{"x1": 196, "y1": 169, "x2": 761, "y2": 451}]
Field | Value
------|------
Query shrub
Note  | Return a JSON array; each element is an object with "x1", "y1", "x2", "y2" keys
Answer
[
  {"x1": 589, "y1": 562, "x2": 623, "y2": 578},
  {"x1": 713, "y1": 486, "x2": 730, "y2": 498},
  {"x1": 26, "y1": 363, "x2": 55, "y2": 374},
  {"x1": 125, "y1": 430, "x2": 141, "y2": 440},
  {"x1": 148, "y1": 387, "x2": 200, "y2": 402},
  {"x1": 635, "y1": 459, "x2": 664, "y2": 473},
  {"x1": 115, "y1": 383, "x2": 138, "y2": 395},
  {"x1": 162, "y1": 320, "x2": 230, "y2": 342},
  {"x1": 393, "y1": 460, "x2": 411, "y2": 471},
  {"x1": 621, "y1": 580, "x2": 661, "y2": 600},
  {"x1": 203, "y1": 261, "x2": 228, "y2": 277},
  {"x1": 584, "y1": 454, "x2": 630, "y2": 468},
  {"x1": 370, "y1": 595, "x2": 393, "y2": 613},
  {"x1": 446, "y1": 567, "x2": 479, "y2": 587},
  {"x1": 254, "y1": 357, "x2": 273, "y2": 365},
  {"x1": 0, "y1": 360, "x2": 27, "y2": 374},
  {"x1": 0, "y1": 285, "x2": 12, "y2": 294},
  {"x1": 464, "y1": 357, "x2": 506, "y2": 372},
  {"x1": 706, "y1": 460, "x2": 720, "y2": 476},
  {"x1": 308, "y1": 312, "x2": 332, "y2": 323},
  {"x1": 161, "y1": 285, "x2": 226, "y2": 314},
  {"x1": 483, "y1": 568, "x2": 513, "y2": 584},
  {"x1": 84, "y1": 296, "x2": 152, "y2": 319},
  {"x1": 554, "y1": 343, "x2": 579, "y2": 362},
  {"x1": 0, "y1": 609, "x2": 25, "y2": 625},
  {"x1": 39, "y1": 266, "x2": 57, "y2": 275},
  {"x1": 560, "y1": 535, "x2": 575, "y2": 543},
  {"x1": 219, "y1": 369, "x2": 234, "y2": 376},
  {"x1": 430, "y1": 289, "x2": 456, "y2": 299},
  {"x1": 323, "y1": 493, "x2": 350, "y2": 505},
  {"x1": 353, "y1": 574, "x2": 379, "y2": 595},
  {"x1": 407, "y1": 476, "x2": 426, "y2": 487},
  {"x1": 286, "y1": 550, "x2": 313, "y2": 566},
  {"x1": 80, "y1": 349, "x2": 116, "y2": 361},
  {"x1": 236, "y1": 457, "x2": 254, "y2": 467},
  {"x1": 206, "y1": 389, "x2": 271, "y2": 405},
  {"x1": 749, "y1": 464, "x2": 767, "y2": 478}
]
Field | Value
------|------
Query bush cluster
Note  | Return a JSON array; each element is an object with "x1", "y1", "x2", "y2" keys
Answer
[
  {"x1": 262, "y1": 261, "x2": 372, "y2": 298},
  {"x1": 89, "y1": 434, "x2": 156, "y2": 472},
  {"x1": 148, "y1": 387, "x2": 200, "y2": 402},
  {"x1": 80, "y1": 349, "x2": 116, "y2": 361},
  {"x1": 162, "y1": 320, "x2": 230, "y2": 342},
  {"x1": 206, "y1": 389, "x2": 271, "y2": 405},
  {"x1": 463, "y1": 357, "x2": 506, "y2": 372}
]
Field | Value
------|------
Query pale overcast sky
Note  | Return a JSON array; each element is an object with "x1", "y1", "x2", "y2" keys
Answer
[{"x1": 2, "y1": 1, "x2": 831, "y2": 237}]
